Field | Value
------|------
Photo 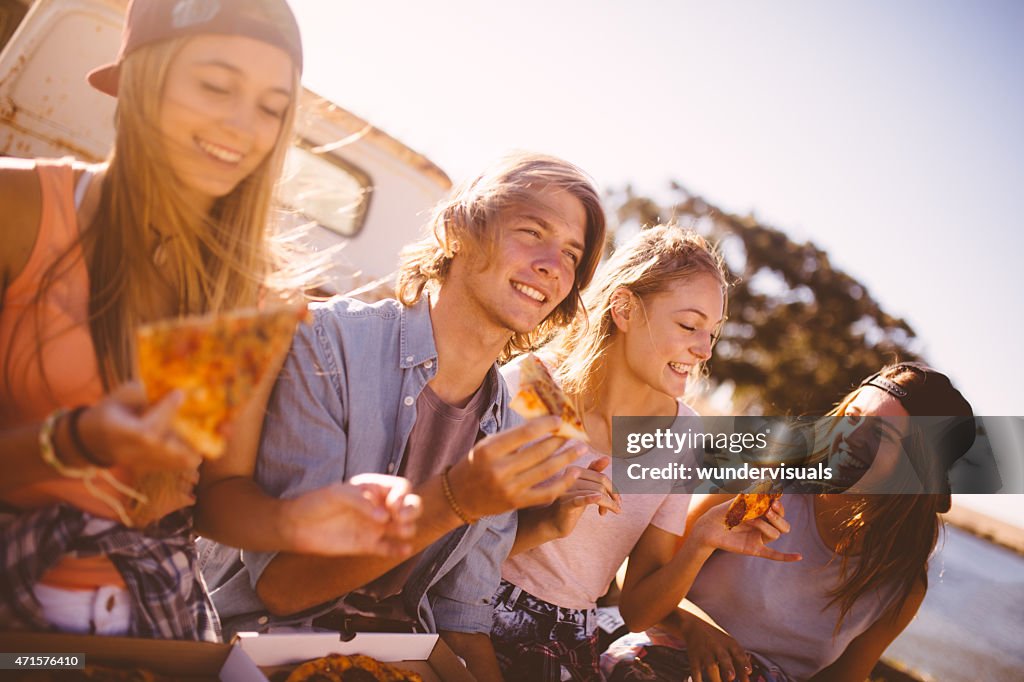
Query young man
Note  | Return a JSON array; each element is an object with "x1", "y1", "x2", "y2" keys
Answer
[{"x1": 200, "y1": 152, "x2": 606, "y2": 679}]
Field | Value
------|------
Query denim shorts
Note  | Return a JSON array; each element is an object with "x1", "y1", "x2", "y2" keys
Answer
[{"x1": 491, "y1": 579, "x2": 601, "y2": 682}]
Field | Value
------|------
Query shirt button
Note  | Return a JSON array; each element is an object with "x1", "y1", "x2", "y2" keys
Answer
[
  {"x1": 404, "y1": 396, "x2": 414, "y2": 406},
  {"x1": 405, "y1": 355, "x2": 414, "y2": 363},
  {"x1": 387, "y1": 462, "x2": 396, "y2": 474},
  {"x1": 257, "y1": 616, "x2": 269, "y2": 625},
  {"x1": 424, "y1": 360, "x2": 433, "y2": 369}
]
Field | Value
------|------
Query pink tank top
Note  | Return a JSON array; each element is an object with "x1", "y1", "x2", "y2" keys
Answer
[{"x1": 0, "y1": 158, "x2": 127, "y2": 589}]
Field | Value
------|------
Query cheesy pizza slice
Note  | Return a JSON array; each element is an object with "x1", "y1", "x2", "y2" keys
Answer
[
  {"x1": 724, "y1": 480, "x2": 783, "y2": 529},
  {"x1": 510, "y1": 353, "x2": 589, "y2": 442},
  {"x1": 136, "y1": 303, "x2": 311, "y2": 460}
]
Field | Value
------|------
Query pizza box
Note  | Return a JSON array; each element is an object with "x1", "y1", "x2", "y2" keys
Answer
[
  {"x1": 0, "y1": 630, "x2": 231, "y2": 680},
  {"x1": 221, "y1": 630, "x2": 475, "y2": 682},
  {"x1": 0, "y1": 629, "x2": 474, "y2": 681}
]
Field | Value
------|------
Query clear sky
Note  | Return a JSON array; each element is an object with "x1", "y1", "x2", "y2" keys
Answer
[{"x1": 291, "y1": 0, "x2": 1024, "y2": 415}]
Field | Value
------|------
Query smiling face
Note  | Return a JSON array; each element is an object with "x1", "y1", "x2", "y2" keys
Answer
[
  {"x1": 158, "y1": 34, "x2": 294, "y2": 206},
  {"x1": 618, "y1": 273, "x2": 725, "y2": 398},
  {"x1": 447, "y1": 184, "x2": 587, "y2": 336},
  {"x1": 827, "y1": 386, "x2": 912, "y2": 491}
]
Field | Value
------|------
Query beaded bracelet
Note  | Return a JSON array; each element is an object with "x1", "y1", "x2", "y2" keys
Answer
[
  {"x1": 38, "y1": 408, "x2": 96, "y2": 479},
  {"x1": 67, "y1": 406, "x2": 112, "y2": 467},
  {"x1": 441, "y1": 466, "x2": 477, "y2": 526},
  {"x1": 38, "y1": 407, "x2": 148, "y2": 528}
]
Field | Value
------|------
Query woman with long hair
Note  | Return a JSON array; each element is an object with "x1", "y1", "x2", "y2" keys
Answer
[
  {"x1": 0, "y1": 0, "x2": 415, "y2": 640},
  {"x1": 603, "y1": 362, "x2": 974, "y2": 682},
  {"x1": 490, "y1": 225, "x2": 800, "y2": 681}
]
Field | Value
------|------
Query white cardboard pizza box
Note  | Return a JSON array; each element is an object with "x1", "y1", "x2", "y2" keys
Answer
[{"x1": 220, "y1": 630, "x2": 475, "y2": 682}]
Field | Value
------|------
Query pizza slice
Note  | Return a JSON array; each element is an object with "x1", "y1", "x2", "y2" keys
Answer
[
  {"x1": 510, "y1": 354, "x2": 589, "y2": 441},
  {"x1": 724, "y1": 480, "x2": 782, "y2": 529},
  {"x1": 284, "y1": 654, "x2": 423, "y2": 682},
  {"x1": 135, "y1": 303, "x2": 311, "y2": 460}
]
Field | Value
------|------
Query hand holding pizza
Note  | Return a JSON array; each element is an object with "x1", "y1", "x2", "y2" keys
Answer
[
  {"x1": 447, "y1": 416, "x2": 586, "y2": 520},
  {"x1": 279, "y1": 476, "x2": 421, "y2": 557},
  {"x1": 691, "y1": 498, "x2": 802, "y2": 563},
  {"x1": 76, "y1": 381, "x2": 203, "y2": 474}
]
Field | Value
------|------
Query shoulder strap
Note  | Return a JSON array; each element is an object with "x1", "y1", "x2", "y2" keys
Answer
[{"x1": 73, "y1": 168, "x2": 95, "y2": 212}]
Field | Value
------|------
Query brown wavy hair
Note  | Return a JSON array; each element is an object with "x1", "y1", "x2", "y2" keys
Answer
[
  {"x1": 395, "y1": 152, "x2": 606, "y2": 361},
  {"x1": 823, "y1": 363, "x2": 955, "y2": 632}
]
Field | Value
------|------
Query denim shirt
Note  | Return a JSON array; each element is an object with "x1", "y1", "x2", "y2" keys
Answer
[{"x1": 199, "y1": 296, "x2": 519, "y2": 636}]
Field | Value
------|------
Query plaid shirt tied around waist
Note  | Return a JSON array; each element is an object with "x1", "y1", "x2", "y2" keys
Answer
[{"x1": 0, "y1": 504, "x2": 219, "y2": 642}]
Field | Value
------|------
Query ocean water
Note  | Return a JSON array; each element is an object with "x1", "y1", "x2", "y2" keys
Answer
[{"x1": 882, "y1": 525, "x2": 1024, "y2": 681}]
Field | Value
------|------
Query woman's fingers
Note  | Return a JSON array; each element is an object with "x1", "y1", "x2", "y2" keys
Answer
[
  {"x1": 94, "y1": 386, "x2": 201, "y2": 471},
  {"x1": 107, "y1": 381, "x2": 147, "y2": 407},
  {"x1": 725, "y1": 644, "x2": 751, "y2": 682},
  {"x1": 744, "y1": 517, "x2": 781, "y2": 542},
  {"x1": 565, "y1": 491, "x2": 616, "y2": 512},
  {"x1": 761, "y1": 507, "x2": 790, "y2": 534},
  {"x1": 519, "y1": 467, "x2": 582, "y2": 508},
  {"x1": 713, "y1": 647, "x2": 735, "y2": 681},
  {"x1": 576, "y1": 466, "x2": 617, "y2": 495},
  {"x1": 141, "y1": 389, "x2": 185, "y2": 430},
  {"x1": 511, "y1": 442, "x2": 586, "y2": 492},
  {"x1": 178, "y1": 469, "x2": 200, "y2": 498},
  {"x1": 754, "y1": 545, "x2": 802, "y2": 562},
  {"x1": 703, "y1": 662, "x2": 724, "y2": 682}
]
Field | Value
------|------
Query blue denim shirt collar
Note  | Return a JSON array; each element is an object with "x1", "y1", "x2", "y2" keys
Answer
[
  {"x1": 399, "y1": 297, "x2": 438, "y2": 369},
  {"x1": 401, "y1": 295, "x2": 505, "y2": 434}
]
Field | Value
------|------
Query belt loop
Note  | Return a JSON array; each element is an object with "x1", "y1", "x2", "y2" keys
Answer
[{"x1": 507, "y1": 585, "x2": 523, "y2": 609}]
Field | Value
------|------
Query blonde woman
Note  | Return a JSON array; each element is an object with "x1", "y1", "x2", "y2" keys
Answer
[
  {"x1": 490, "y1": 226, "x2": 799, "y2": 681},
  {"x1": 0, "y1": 0, "x2": 415, "y2": 640}
]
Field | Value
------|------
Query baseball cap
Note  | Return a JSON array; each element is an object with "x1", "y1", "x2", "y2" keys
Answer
[
  {"x1": 861, "y1": 361, "x2": 977, "y2": 468},
  {"x1": 87, "y1": 0, "x2": 303, "y2": 97}
]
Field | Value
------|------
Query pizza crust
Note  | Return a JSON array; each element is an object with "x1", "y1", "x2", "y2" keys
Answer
[
  {"x1": 284, "y1": 654, "x2": 424, "y2": 682},
  {"x1": 510, "y1": 354, "x2": 589, "y2": 442}
]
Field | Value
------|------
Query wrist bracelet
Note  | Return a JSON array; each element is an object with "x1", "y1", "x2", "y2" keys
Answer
[
  {"x1": 38, "y1": 408, "x2": 96, "y2": 479},
  {"x1": 68, "y1": 406, "x2": 111, "y2": 468},
  {"x1": 441, "y1": 466, "x2": 477, "y2": 526},
  {"x1": 38, "y1": 408, "x2": 149, "y2": 528}
]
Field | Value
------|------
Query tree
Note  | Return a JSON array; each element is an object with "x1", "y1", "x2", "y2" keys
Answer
[{"x1": 609, "y1": 183, "x2": 919, "y2": 415}]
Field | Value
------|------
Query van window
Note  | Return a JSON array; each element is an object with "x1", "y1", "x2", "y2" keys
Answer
[
  {"x1": 279, "y1": 143, "x2": 371, "y2": 238},
  {"x1": 0, "y1": 1, "x2": 28, "y2": 54}
]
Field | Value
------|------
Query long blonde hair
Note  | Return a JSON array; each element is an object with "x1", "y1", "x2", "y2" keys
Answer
[
  {"x1": 550, "y1": 224, "x2": 727, "y2": 399},
  {"x1": 396, "y1": 152, "x2": 606, "y2": 361},
  {"x1": 19, "y1": 37, "x2": 300, "y2": 390}
]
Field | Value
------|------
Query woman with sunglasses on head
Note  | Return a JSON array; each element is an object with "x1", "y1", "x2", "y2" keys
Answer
[
  {"x1": 0, "y1": 0, "x2": 416, "y2": 640},
  {"x1": 603, "y1": 362, "x2": 974, "y2": 682},
  {"x1": 490, "y1": 225, "x2": 800, "y2": 682}
]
